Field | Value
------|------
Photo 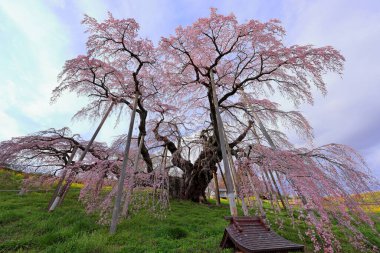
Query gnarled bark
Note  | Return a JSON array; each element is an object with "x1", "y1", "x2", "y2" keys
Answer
[{"x1": 153, "y1": 117, "x2": 253, "y2": 202}]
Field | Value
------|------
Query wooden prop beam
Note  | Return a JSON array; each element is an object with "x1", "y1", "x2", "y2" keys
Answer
[
  {"x1": 210, "y1": 70, "x2": 237, "y2": 217},
  {"x1": 240, "y1": 91, "x2": 288, "y2": 211},
  {"x1": 122, "y1": 135, "x2": 144, "y2": 217},
  {"x1": 47, "y1": 146, "x2": 78, "y2": 211},
  {"x1": 213, "y1": 170, "x2": 221, "y2": 206},
  {"x1": 110, "y1": 94, "x2": 139, "y2": 234},
  {"x1": 49, "y1": 101, "x2": 115, "y2": 211}
]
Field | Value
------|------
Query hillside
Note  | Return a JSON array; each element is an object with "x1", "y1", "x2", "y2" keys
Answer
[{"x1": 0, "y1": 169, "x2": 379, "y2": 252}]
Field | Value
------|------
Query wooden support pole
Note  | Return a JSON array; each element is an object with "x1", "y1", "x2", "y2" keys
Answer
[
  {"x1": 268, "y1": 169, "x2": 287, "y2": 210},
  {"x1": 161, "y1": 146, "x2": 168, "y2": 173},
  {"x1": 240, "y1": 91, "x2": 287, "y2": 211},
  {"x1": 56, "y1": 171, "x2": 75, "y2": 206},
  {"x1": 262, "y1": 168, "x2": 277, "y2": 211},
  {"x1": 110, "y1": 94, "x2": 139, "y2": 234},
  {"x1": 50, "y1": 102, "x2": 115, "y2": 210},
  {"x1": 223, "y1": 130, "x2": 249, "y2": 216},
  {"x1": 78, "y1": 102, "x2": 116, "y2": 161},
  {"x1": 217, "y1": 162, "x2": 227, "y2": 187},
  {"x1": 210, "y1": 70, "x2": 237, "y2": 217},
  {"x1": 247, "y1": 170, "x2": 265, "y2": 218},
  {"x1": 161, "y1": 147, "x2": 169, "y2": 202},
  {"x1": 206, "y1": 187, "x2": 211, "y2": 199},
  {"x1": 153, "y1": 147, "x2": 167, "y2": 203},
  {"x1": 275, "y1": 171, "x2": 290, "y2": 210},
  {"x1": 47, "y1": 146, "x2": 78, "y2": 210},
  {"x1": 213, "y1": 170, "x2": 221, "y2": 206},
  {"x1": 122, "y1": 134, "x2": 144, "y2": 217}
]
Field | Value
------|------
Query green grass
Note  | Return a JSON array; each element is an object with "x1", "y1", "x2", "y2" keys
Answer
[
  {"x1": 0, "y1": 168, "x2": 24, "y2": 190},
  {"x1": 0, "y1": 168, "x2": 379, "y2": 252}
]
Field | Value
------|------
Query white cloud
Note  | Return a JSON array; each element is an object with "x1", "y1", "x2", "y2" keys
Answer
[
  {"x1": 0, "y1": 111, "x2": 22, "y2": 139},
  {"x1": 0, "y1": 1, "x2": 82, "y2": 140}
]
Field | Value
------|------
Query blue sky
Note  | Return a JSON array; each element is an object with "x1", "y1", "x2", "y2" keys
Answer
[{"x1": 0, "y1": 0, "x2": 380, "y2": 179}]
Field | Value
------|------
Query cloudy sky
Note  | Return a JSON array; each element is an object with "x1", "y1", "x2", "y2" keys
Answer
[{"x1": 0, "y1": 0, "x2": 379, "y2": 179}]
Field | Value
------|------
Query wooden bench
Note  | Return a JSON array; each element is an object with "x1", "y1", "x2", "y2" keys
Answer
[{"x1": 220, "y1": 216, "x2": 304, "y2": 253}]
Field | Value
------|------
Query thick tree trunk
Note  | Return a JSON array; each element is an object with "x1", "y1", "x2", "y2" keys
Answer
[
  {"x1": 155, "y1": 127, "x2": 252, "y2": 203},
  {"x1": 153, "y1": 79, "x2": 253, "y2": 203},
  {"x1": 184, "y1": 169, "x2": 213, "y2": 202}
]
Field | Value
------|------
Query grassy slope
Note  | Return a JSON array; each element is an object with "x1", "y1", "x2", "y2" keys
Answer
[{"x1": 0, "y1": 169, "x2": 379, "y2": 253}]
